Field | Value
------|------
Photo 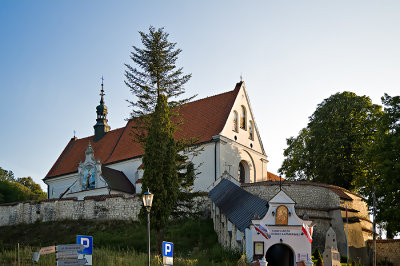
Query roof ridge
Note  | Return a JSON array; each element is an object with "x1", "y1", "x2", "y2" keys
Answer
[
  {"x1": 180, "y1": 81, "x2": 242, "y2": 106},
  {"x1": 74, "y1": 82, "x2": 243, "y2": 141}
]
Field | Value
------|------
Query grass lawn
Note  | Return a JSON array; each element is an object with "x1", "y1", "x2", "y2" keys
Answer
[{"x1": 0, "y1": 218, "x2": 242, "y2": 265}]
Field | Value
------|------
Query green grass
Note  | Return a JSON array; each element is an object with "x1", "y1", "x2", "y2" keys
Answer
[
  {"x1": 0, "y1": 246, "x2": 239, "y2": 265},
  {"x1": 0, "y1": 219, "x2": 241, "y2": 265}
]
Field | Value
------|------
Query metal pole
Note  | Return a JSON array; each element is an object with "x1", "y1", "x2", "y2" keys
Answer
[
  {"x1": 346, "y1": 201, "x2": 349, "y2": 266},
  {"x1": 17, "y1": 242, "x2": 20, "y2": 266},
  {"x1": 373, "y1": 187, "x2": 377, "y2": 266},
  {"x1": 147, "y1": 209, "x2": 151, "y2": 266}
]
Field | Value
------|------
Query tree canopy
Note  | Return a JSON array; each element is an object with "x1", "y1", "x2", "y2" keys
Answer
[
  {"x1": 279, "y1": 91, "x2": 382, "y2": 190},
  {"x1": 365, "y1": 94, "x2": 400, "y2": 237},
  {"x1": 0, "y1": 167, "x2": 47, "y2": 203}
]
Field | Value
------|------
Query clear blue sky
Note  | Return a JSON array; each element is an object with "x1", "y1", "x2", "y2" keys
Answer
[{"x1": 1, "y1": 1, "x2": 399, "y2": 189}]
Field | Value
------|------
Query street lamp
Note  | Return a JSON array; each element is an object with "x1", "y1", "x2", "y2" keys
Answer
[{"x1": 142, "y1": 188, "x2": 153, "y2": 266}]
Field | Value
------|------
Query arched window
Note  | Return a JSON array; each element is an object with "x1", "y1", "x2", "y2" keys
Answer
[
  {"x1": 249, "y1": 121, "x2": 254, "y2": 140},
  {"x1": 233, "y1": 111, "x2": 238, "y2": 132},
  {"x1": 275, "y1": 205, "x2": 288, "y2": 225},
  {"x1": 239, "y1": 162, "x2": 245, "y2": 183},
  {"x1": 240, "y1": 106, "x2": 247, "y2": 130}
]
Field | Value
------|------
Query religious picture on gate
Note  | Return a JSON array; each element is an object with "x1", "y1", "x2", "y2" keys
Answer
[
  {"x1": 275, "y1": 205, "x2": 288, "y2": 225},
  {"x1": 82, "y1": 165, "x2": 96, "y2": 189}
]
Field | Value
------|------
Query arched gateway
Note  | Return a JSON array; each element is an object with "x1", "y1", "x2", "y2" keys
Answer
[
  {"x1": 265, "y1": 244, "x2": 294, "y2": 266},
  {"x1": 250, "y1": 190, "x2": 313, "y2": 265},
  {"x1": 209, "y1": 179, "x2": 313, "y2": 265}
]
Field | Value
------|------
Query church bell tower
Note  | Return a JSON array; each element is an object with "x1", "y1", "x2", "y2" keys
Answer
[{"x1": 93, "y1": 78, "x2": 110, "y2": 142}]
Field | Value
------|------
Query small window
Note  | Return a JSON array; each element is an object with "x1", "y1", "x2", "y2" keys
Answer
[
  {"x1": 240, "y1": 106, "x2": 247, "y2": 130},
  {"x1": 249, "y1": 121, "x2": 254, "y2": 140},
  {"x1": 233, "y1": 111, "x2": 238, "y2": 132}
]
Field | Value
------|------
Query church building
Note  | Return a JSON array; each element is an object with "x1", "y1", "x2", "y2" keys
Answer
[
  {"x1": 43, "y1": 81, "x2": 278, "y2": 199},
  {"x1": 41, "y1": 79, "x2": 373, "y2": 264}
]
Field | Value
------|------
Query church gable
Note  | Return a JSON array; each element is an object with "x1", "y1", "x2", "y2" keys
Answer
[
  {"x1": 220, "y1": 82, "x2": 265, "y2": 155},
  {"x1": 61, "y1": 142, "x2": 109, "y2": 197}
]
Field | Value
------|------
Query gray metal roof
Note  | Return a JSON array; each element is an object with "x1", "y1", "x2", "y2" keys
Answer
[
  {"x1": 209, "y1": 179, "x2": 268, "y2": 232},
  {"x1": 101, "y1": 166, "x2": 135, "y2": 194}
]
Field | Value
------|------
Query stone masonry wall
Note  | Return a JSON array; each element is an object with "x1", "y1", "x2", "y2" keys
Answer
[
  {"x1": 368, "y1": 239, "x2": 400, "y2": 266},
  {"x1": 0, "y1": 194, "x2": 209, "y2": 227},
  {"x1": 241, "y1": 181, "x2": 373, "y2": 265}
]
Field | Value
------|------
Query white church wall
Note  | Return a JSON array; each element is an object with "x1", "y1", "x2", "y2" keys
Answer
[
  {"x1": 103, "y1": 141, "x2": 217, "y2": 193},
  {"x1": 218, "y1": 137, "x2": 268, "y2": 183},
  {"x1": 105, "y1": 158, "x2": 142, "y2": 185},
  {"x1": 190, "y1": 142, "x2": 216, "y2": 192},
  {"x1": 220, "y1": 85, "x2": 264, "y2": 155},
  {"x1": 46, "y1": 173, "x2": 78, "y2": 199},
  {"x1": 219, "y1": 85, "x2": 268, "y2": 183}
]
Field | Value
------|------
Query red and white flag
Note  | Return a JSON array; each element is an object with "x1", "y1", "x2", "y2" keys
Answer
[
  {"x1": 302, "y1": 223, "x2": 314, "y2": 243},
  {"x1": 253, "y1": 224, "x2": 271, "y2": 240}
]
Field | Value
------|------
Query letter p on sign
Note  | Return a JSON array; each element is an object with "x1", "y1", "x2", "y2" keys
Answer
[{"x1": 162, "y1": 241, "x2": 173, "y2": 257}]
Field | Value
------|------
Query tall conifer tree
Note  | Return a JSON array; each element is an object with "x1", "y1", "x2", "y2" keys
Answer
[
  {"x1": 125, "y1": 26, "x2": 197, "y2": 252},
  {"x1": 141, "y1": 94, "x2": 178, "y2": 250},
  {"x1": 125, "y1": 26, "x2": 194, "y2": 144}
]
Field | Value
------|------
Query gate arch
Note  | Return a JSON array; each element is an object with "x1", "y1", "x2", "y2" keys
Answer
[{"x1": 265, "y1": 243, "x2": 295, "y2": 266}]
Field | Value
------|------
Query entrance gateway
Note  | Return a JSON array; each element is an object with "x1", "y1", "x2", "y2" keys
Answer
[
  {"x1": 265, "y1": 244, "x2": 294, "y2": 266},
  {"x1": 249, "y1": 190, "x2": 313, "y2": 265}
]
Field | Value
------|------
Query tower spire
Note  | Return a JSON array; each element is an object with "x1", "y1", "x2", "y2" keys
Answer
[
  {"x1": 94, "y1": 77, "x2": 110, "y2": 141},
  {"x1": 100, "y1": 76, "x2": 105, "y2": 105}
]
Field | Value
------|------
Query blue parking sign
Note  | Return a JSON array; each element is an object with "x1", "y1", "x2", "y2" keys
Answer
[
  {"x1": 163, "y1": 241, "x2": 173, "y2": 257},
  {"x1": 77, "y1": 235, "x2": 93, "y2": 255}
]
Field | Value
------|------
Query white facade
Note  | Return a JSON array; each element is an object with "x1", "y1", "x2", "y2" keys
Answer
[
  {"x1": 45, "y1": 82, "x2": 270, "y2": 198},
  {"x1": 249, "y1": 190, "x2": 312, "y2": 265}
]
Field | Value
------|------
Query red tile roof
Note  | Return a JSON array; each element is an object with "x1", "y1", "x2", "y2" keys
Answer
[
  {"x1": 45, "y1": 82, "x2": 242, "y2": 179},
  {"x1": 267, "y1": 172, "x2": 283, "y2": 182}
]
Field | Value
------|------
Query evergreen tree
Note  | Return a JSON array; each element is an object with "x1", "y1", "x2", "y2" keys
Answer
[
  {"x1": 141, "y1": 94, "x2": 179, "y2": 252},
  {"x1": 125, "y1": 26, "x2": 194, "y2": 144},
  {"x1": 126, "y1": 26, "x2": 198, "y2": 253}
]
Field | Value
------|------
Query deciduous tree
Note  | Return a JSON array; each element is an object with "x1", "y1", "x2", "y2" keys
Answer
[
  {"x1": 364, "y1": 94, "x2": 400, "y2": 237},
  {"x1": 0, "y1": 167, "x2": 46, "y2": 203},
  {"x1": 279, "y1": 92, "x2": 382, "y2": 191}
]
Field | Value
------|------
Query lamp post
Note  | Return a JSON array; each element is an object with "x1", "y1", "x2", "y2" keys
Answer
[{"x1": 142, "y1": 188, "x2": 154, "y2": 266}]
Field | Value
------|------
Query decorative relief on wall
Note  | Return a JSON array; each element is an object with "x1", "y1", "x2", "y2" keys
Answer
[{"x1": 77, "y1": 142, "x2": 102, "y2": 191}]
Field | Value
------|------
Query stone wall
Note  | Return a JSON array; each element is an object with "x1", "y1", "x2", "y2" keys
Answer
[
  {"x1": 0, "y1": 194, "x2": 209, "y2": 227},
  {"x1": 368, "y1": 239, "x2": 400, "y2": 266},
  {"x1": 241, "y1": 181, "x2": 372, "y2": 265},
  {"x1": 210, "y1": 204, "x2": 244, "y2": 252}
]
